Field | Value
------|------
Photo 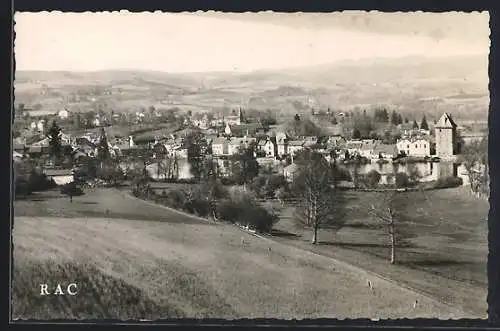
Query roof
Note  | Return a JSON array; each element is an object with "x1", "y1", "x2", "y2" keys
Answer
[
  {"x1": 373, "y1": 144, "x2": 397, "y2": 155},
  {"x1": 397, "y1": 136, "x2": 430, "y2": 143},
  {"x1": 24, "y1": 109, "x2": 58, "y2": 117},
  {"x1": 43, "y1": 169, "x2": 73, "y2": 177},
  {"x1": 229, "y1": 137, "x2": 256, "y2": 146},
  {"x1": 435, "y1": 113, "x2": 457, "y2": 129},
  {"x1": 360, "y1": 140, "x2": 378, "y2": 151},
  {"x1": 258, "y1": 139, "x2": 271, "y2": 146},
  {"x1": 288, "y1": 140, "x2": 305, "y2": 147},
  {"x1": 212, "y1": 137, "x2": 229, "y2": 145},
  {"x1": 346, "y1": 141, "x2": 363, "y2": 149}
]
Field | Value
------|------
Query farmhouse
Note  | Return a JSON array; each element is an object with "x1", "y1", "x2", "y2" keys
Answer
[{"x1": 43, "y1": 168, "x2": 74, "y2": 186}]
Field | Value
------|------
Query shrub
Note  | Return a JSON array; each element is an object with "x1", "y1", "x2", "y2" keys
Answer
[
  {"x1": 27, "y1": 171, "x2": 57, "y2": 192},
  {"x1": 216, "y1": 196, "x2": 279, "y2": 233},
  {"x1": 60, "y1": 182, "x2": 84, "y2": 201},
  {"x1": 395, "y1": 172, "x2": 410, "y2": 188},
  {"x1": 165, "y1": 189, "x2": 187, "y2": 210},
  {"x1": 365, "y1": 170, "x2": 381, "y2": 189},
  {"x1": 434, "y1": 176, "x2": 463, "y2": 189}
]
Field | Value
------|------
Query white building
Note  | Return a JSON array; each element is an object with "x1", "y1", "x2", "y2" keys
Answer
[
  {"x1": 396, "y1": 137, "x2": 431, "y2": 157},
  {"x1": 211, "y1": 137, "x2": 229, "y2": 156},
  {"x1": 257, "y1": 138, "x2": 276, "y2": 158},
  {"x1": 287, "y1": 140, "x2": 306, "y2": 156},
  {"x1": 276, "y1": 132, "x2": 288, "y2": 157}
]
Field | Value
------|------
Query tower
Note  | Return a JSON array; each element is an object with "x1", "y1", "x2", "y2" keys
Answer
[{"x1": 435, "y1": 112, "x2": 457, "y2": 158}]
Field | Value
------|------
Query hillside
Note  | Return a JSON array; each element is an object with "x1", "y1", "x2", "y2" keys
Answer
[{"x1": 14, "y1": 55, "x2": 489, "y2": 121}]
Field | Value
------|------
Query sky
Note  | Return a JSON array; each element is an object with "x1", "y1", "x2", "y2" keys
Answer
[{"x1": 14, "y1": 11, "x2": 490, "y2": 73}]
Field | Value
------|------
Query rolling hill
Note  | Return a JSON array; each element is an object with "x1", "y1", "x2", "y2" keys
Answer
[{"x1": 14, "y1": 55, "x2": 489, "y2": 121}]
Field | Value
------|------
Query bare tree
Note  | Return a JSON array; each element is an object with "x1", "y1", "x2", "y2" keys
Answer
[
  {"x1": 292, "y1": 150, "x2": 347, "y2": 244},
  {"x1": 368, "y1": 190, "x2": 419, "y2": 264}
]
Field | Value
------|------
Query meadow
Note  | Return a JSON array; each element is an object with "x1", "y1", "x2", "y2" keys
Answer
[{"x1": 12, "y1": 188, "x2": 473, "y2": 320}]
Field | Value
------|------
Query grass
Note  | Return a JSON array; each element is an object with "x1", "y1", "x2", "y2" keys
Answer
[
  {"x1": 12, "y1": 257, "x2": 180, "y2": 320},
  {"x1": 272, "y1": 187, "x2": 488, "y2": 316},
  {"x1": 12, "y1": 188, "x2": 469, "y2": 320}
]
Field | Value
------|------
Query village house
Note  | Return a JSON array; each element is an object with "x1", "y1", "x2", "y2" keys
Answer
[
  {"x1": 283, "y1": 163, "x2": 300, "y2": 182},
  {"x1": 324, "y1": 135, "x2": 346, "y2": 150},
  {"x1": 23, "y1": 109, "x2": 58, "y2": 119},
  {"x1": 257, "y1": 137, "x2": 276, "y2": 158},
  {"x1": 287, "y1": 140, "x2": 306, "y2": 156},
  {"x1": 373, "y1": 143, "x2": 398, "y2": 159},
  {"x1": 345, "y1": 140, "x2": 363, "y2": 156},
  {"x1": 43, "y1": 168, "x2": 74, "y2": 186},
  {"x1": 275, "y1": 132, "x2": 288, "y2": 157},
  {"x1": 227, "y1": 137, "x2": 256, "y2": 155},
  {"x1": 396, "y1": 136, "x2": 431, "y2": 157},
  {"x1": 211, "y1": 137, "x2": 229, "y2": 156},
  {"x1": 359, "y1": 139, "x2": 379, "y2": 159}
]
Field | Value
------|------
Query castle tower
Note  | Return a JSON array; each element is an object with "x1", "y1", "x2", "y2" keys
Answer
[{"x1": 435, "y1": 112, "x2": 457, "y2": 158}]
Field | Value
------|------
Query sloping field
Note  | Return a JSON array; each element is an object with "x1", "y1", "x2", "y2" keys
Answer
[{"x1": 13, "y1": 216, "x2": 467, "y2": 320}]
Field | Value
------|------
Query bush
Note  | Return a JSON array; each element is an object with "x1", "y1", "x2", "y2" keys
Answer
[
  {"x1": 60, "y1": 182, "x2": 84, "y2": 200},
  {"x1": 434, "y1": 176, "x2": 463, "y2": 189},
  {"x1": 365, "y1": 170, "x2": 381, "y2": 189},
  {"x1": 395, "y1": 172, "x2": 410, "y2": 188},
  {"x1": 27, "y1": 171, "x2": 57, "y2": 192},
  {"x1": 165, "y1": 189, "x2": 187, "y2": 210},
  {"x1": 216, "y1": 197, "x2": 279, "y2": 233}
]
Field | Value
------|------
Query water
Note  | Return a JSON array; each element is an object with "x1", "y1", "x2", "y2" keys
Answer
[
  {"x1": 141, "y1": 158, "x2": 470, "y2": 186},
  {"x1": 343, "y1": 161, "x2": 467, "y2": 185}
]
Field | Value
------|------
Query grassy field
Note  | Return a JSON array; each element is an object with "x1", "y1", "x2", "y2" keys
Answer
[
  {"x1": 12, "y1": 188, "x2": 469, "y2": 320},
  {"x1": 272, "y1": 187, "x2": 488, "y2": 316}
]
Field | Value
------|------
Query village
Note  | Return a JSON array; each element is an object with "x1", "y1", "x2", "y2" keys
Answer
[{"x1": 12, "y1": 102, "x2": 485, "y2": 189}]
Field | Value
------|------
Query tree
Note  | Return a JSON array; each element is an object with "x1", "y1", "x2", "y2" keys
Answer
[
  {"x1": 459, "y1": 137, "x2": 489, "y2": 198},
  {"x1": 294, "y1": 114, "x2": 301, "y2": 121},
  {"x1": 352, "y1": 128, "x2": 361, "y2": 139},
  {"x1": 391, "y1": 110, "x2": 399, "y2": 126},
  {"x1": 412, "y1": 119, "x2": 419, "y2": 130},
  {"x1": 292, "y1": 150, "x2": 347, "y2": 244},
  {"x1": 230, "y1": 144, "x2": 260, "y2": 188},
  {"x1": 60, "y1": 181, "x2": 84, "y2": 203},
  {"x1": 420, "y1": 115, "x2": 429, "y2": 131},
  {"x1": 97, "y1": 128, "x2": 111, "y2": 168},
  {"x1": 365, "y1": 170, "x2": 382, "y2": 189},
  {"x1": 47, "y1": 121, "x2": 62, "y2": 166},
  {"x1": 331, "y1": 116, "x2": 338, "y2": 125},
  {"x1": 184, "y1": 131, "x2": 208, "y2": 182},
  {"x1": 404, "y1": 117, "x2": 409, "y2": 124},
  {"x1": 368, "y1": 190, "x2": 420, "y2": 264}
]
